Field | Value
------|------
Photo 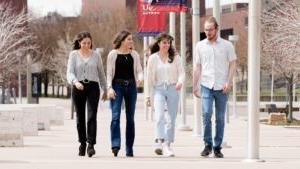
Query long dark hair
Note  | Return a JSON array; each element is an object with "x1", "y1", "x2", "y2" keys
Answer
[
  {"x1": 113, "y1": 30, "x2": 131, "y2": 49},
  {"x1": 149, "y1": 33, "x2": 175, "y2": 63},
  {"x1": 72, "y1": 31, "x2": 93, "y2": 50}
]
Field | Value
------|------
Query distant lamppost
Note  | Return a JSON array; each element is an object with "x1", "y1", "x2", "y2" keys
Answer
[
  {"x1": 271, "y1": 60, "x2": 274, "y2": 103},
  {"x1": 26, "y1": 54, "x2": 32, "y2": 103},
  {"x1": 17, "y1": 52, "x2": 22, "y2": 103},
  {"x1": 229, "y1": 35, "x2": 239, "y2": 118}
]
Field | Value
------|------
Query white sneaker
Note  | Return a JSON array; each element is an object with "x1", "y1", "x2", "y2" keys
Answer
[
  {"x1": 163, "y1": 143, "x2": 175, "y2": 157},
  {"x1": 154, "y1": 139, "x2": 163, "y2": 155}
]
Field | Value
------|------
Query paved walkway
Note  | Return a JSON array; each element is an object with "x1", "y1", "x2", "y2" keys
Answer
[{"x1": 1, "y1": 94, "x2": 300, "y2": 169}]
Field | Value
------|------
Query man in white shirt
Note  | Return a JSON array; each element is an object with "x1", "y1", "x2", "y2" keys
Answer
[{"x1": 193, "y1": 17, "x2": 236, "y2": 158}]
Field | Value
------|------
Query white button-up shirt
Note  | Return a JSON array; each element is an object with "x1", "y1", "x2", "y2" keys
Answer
[{"x1": 195, "y1": 37, "x2": 236, "y2": 90}]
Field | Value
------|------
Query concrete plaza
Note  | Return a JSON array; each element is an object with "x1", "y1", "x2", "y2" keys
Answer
[{"x1": 0, "y1": 94, "x2": 300, "y2": 169}]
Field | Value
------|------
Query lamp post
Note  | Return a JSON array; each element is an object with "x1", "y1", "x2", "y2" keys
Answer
[
  {"x1": 17, "y1": 52, "x2": 22, "y2": 104},
  {"x1": 245, "y1": 0, "x2": 264, "y2": 162},
  {"x1": 192, "y1": 0, "x2": 201, "y2": 137},
  {"x1": 229, "y1": 35, "x2": 239, "y2": 118}
]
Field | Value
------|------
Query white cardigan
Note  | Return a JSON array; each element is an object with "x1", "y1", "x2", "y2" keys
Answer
[
  {"x1": 106, "y1": 49, "x2": 143, "y2": 88},
  {"x1": 146, "y1": 52, "x2": 185, "y2": 98}
]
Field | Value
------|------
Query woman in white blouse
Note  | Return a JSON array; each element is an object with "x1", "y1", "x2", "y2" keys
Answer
[{"x1": 146, "y1": 33, "x2": 184, "y2": 157}]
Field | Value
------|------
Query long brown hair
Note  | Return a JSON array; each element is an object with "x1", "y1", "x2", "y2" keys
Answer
[
  {"x1": 72, "y1": 31, "x2": 93, "y2": 50},
  {"x1": 149, "y1": 33, "x2": 176, "y2": 63},
  {"x1": 113, "y1": 30, "x2": 131, "y2": 49}
]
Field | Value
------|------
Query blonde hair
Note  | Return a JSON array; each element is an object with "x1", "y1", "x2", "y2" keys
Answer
[{"x1": 205, "y1": 16, "x2": 219, "y2": 29}]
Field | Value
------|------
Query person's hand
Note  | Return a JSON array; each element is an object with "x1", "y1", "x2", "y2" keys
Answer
[
  {"x1": 101, "y1": 91, "x2": 108, "y2": 101},
  {"x1": 146, "y1": 97, "x2": 151, "y2": 107},
  {"x1": 107, "y1": 88, "x2": 116, "y2": 99},
  {"x1": 175, "y1": 82, "x2": 182, "y2": 91},
  {"x1": 222, "y1": 82, "x2": 232, "y2": 94},
  {"x1": 193, "y1": 85, "x2": 200, "y2": 98},
  {"x1": 137, "y1": 80, "x2": 143, "y2": 86},
  {"x1": 74, "y1": 81, "x2": 84, "y2": 90}
]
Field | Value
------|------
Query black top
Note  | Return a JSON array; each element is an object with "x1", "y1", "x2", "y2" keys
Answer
[{"x1": 113, "y1": 54, "x2": 134, "y2": 80}]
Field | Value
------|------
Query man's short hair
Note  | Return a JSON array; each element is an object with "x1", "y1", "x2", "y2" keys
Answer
[{"x1": 205, "y1": 16, "x2": 219, "y2": 29}]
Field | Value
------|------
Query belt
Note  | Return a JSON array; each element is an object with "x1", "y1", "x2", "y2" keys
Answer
[
  {"x1": 80, "y1": 79, "x2": 97, "y2": 84},
  {"x1": 113, "y1": 79, "x2": 135, "y2": 86}
]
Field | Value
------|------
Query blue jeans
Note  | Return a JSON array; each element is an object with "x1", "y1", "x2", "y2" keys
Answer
[
  {"x1": 154, "y1": 84, "x2": 179, "y2": 143},
  {"x1": 110, "y1": 82, "x2": 137, "y2": 154},
  {"x1": 200, "y1": 85, "x2": 228, "y2": 148}
]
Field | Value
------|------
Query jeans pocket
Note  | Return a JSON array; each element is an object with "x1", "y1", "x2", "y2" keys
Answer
[{"x1": 201, "y1": 88, "x2": 210, "y2": 99}]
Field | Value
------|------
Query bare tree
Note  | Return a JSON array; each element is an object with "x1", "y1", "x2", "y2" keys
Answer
[
  {"x1": 0, "y1": 3, "x2": 37, "y2": 103},
  {"x1": 261, "y1": 0, "x2": 300, "y2": 121},
  {"x1": 30, "y1": 7, "x2": 141, "y2": 98}
]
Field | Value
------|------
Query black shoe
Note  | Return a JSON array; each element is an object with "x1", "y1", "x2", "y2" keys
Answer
[
  {"x1": 126, "y1": 152, "x2": 134, "y2": 157},
  {"x1": 78, "y1": 143, "x2": 86, "y2": 156},
  {"x1": 112, "y1": 147, "x2": 119, "y2": 157},
  {"x1": 87, "y1": 144, "x2": 95, "y2": 157},
  {"x1": 201, "y1": 145, "x2": 212, "y2": 157},
  {"x1": 213, "y1": 147, "x2": 224, "y2": 158}
]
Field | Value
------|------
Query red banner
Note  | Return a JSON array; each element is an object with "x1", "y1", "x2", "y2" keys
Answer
[
  {"x1": 148, "y1": 0, "x2": 188, "y2": 12},
  {"x1": 137, "y1": 0, "x2": 166, "y2": 37}
]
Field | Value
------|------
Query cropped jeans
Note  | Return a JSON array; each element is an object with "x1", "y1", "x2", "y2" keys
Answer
[{"x1": 154, "y1": 83, "x2": 179, "y2": 143}]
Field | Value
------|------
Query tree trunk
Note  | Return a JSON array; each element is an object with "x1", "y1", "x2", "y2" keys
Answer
[
  {"x1": 287, "y1": 75, "x2": 293, "y2": 122},
  {"x1": 56, "y1": 85, "x2": 60, "y2": 98},
  {"x1": 61, "y1": 85, "x2": 65, "y2": 97},
  {"x1": 44, "y1": 71, "x2": 49, "y2": 97},
  {"x1": 52, "y1": 77, "x2": 55, "y2": 97},
  {"x1": 1, "y1": 83, "x2": 5, "y2": 104},
  {"x1": 67, "y1": 85, "x2": 71, "y2": 98},
  {"x1": 240, "y1": 67, "x2": 244, "y2": 94}
]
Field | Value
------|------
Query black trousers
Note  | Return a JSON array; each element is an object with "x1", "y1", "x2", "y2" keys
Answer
[{"x1": 72, "y1": 81, "x2": 100, "y2": 145}]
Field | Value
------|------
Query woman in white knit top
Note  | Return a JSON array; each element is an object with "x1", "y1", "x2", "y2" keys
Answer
[{"x1": 146, "y1": 33, "x2": 184, "y2": 157}]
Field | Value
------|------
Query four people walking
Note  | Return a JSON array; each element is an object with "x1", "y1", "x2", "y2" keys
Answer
[{"x1": 67, "y1": 16, "x2": 236, "y2": 159}]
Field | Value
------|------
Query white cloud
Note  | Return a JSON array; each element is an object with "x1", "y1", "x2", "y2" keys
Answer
[
  {"x1": 28, "y1": 0, "x2": 82, "y2": 17},
  {"x1": 205, "y1": 0, "x2": 249, "y2": 8}
]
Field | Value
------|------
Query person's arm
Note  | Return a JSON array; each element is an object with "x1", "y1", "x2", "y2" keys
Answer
[
  {"x1": 223, "y1": 42, "x2": 237, "y2": 93},
  {"x1": 193, "y1": 43, "x2": 201, "y2": 97},
  {"x1": 66, "y1": 51, "x2": 78, "y2": 85},
  {"x1": 223, "y1": 60, "x2": 236, "y2": 93},
  {"x1": 193, "y1": 63, "x2": 201, "y2": 98},
  {"x1": 106, "y1": 50, "x2": 116, "y2": 99},
  {"x1": 106, "y1": 50, "x2": 113, "y2": 89},
  {"x1": 145, "y1": 55, "x2": 154, "y2": 107},
  {"x1": 97, "y1": 53, "x2": 108, "y2": 101},
  {"x1": 134, "y1": 51, "x2": 143, "y2": 85},
  {"x1": 176, "y1": 55, "x2": 185, "y2": 91}
]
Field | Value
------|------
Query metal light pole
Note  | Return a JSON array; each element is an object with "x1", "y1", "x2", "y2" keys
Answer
[
  {"x1": 192, "y1": 0, "x2": 201, "y2": 137},
  {"x1": 178, "y1": 11, "x2": 191, "y2": 131},
  {"x1": 169, "y1": 12, "x2": 176, "y2": 45},
  {"x1": 245, "y1": 0, "x2": 264, "y2": 162},
  {"x1": 213, "y1": 0, "x2": 221, "y2": 35},
  {"x1": 229, "y1": 35, "x2": 239, "y2": 118},
  {"x1": 143, "y1": 37, "x2": 149, "y2": 120},
  {"x1": 148, "y1": 36, "x2": 155, "y2": 121},
  {"x1": 26, "y1": 54, "x2": 32, "y2": 103},
  {"x1": 271, "y1": 60, "x2": 274, "y2": 103},
  {"x1": 18, "y1": 53, "x2": 22, "y2": 103}
]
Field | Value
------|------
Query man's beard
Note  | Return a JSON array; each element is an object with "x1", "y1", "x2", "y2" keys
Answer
[{"x1": 207, "y1": 34, "x2": 217, "y2": 41}]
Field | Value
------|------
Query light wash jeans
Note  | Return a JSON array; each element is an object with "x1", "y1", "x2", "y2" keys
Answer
[
  {"x1": 154, "y1": 84, "x2": 179, "y2": 143},
  {"x1": 200, "y1": 85, "x2": 228, "y2": 149}
]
